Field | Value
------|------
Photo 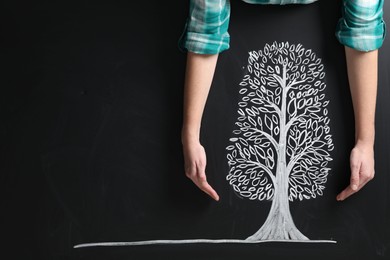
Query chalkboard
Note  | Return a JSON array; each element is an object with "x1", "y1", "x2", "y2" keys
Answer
[{"x1": 1, "y1": 1, "x2": 389, "y2": 260}]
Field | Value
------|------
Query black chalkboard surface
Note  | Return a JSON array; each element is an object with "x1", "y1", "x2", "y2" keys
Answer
[{"x1": 1, "y1": 1, "x2": 389, "y2": 260}]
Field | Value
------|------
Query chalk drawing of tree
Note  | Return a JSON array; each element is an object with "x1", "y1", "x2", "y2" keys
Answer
[{"x1": 226, "y1": 41, "x2": 334, "y2": 241}]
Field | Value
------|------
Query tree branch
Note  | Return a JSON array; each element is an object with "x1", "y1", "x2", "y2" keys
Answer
[
  {"x1": 272, "y1": 73, "x2": 283, "y2": 86},
  {"x1": 285, "y1": 113, "x2": 310, "y2": 133},
  {"x1": 260, "y1": 95, "x2": 281, "y2": 117},
  {"x1": 250, "y1": 128, "x2": 279, "y2": 156},
  {"x1": 247, "y1": 160, "x2": 276, "y2": 184},
  {"x1": 287, "y1": 78, "x2": 307, "y2": 90},
  {"x1": 287, "y1": 143, "x2": 314, "y2": 174}
]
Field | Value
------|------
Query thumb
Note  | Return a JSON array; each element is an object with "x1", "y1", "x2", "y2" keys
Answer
[{"x1": 350, "y1": 161, "x2": 360, "y2": 191}]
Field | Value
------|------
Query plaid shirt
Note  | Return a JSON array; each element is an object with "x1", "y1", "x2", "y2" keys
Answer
[{"x1": 179, "y1": 0, "x2": 386, "y2": 54}]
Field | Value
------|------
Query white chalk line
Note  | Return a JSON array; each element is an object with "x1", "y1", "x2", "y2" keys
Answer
[{"x1": 74, "y1": 239, "x2": 337, "y2": 248}]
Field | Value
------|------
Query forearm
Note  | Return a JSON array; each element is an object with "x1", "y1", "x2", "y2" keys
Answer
[
  {"x1": 181, "y1": 52, "x2": 219, "y2": 144},
  {"x1": 336, "y1": 47, "x2": 378, "y2": 201},
  {"x1": 345, "y1": 46, "x2": 378, "y2": 146}
]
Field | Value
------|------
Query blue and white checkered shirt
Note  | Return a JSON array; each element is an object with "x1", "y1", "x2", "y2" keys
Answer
[{"x1": 179, "y1": 0, "x2": 386, "y2": 54}]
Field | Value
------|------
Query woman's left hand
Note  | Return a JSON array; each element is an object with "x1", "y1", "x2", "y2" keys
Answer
[{"x1": 336, "y1": 141, "x2": 375, "y2": 201}]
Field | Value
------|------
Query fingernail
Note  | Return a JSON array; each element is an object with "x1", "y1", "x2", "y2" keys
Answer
[{"x1": 352, "y1": 184, "x2": 358, "y2": 190}]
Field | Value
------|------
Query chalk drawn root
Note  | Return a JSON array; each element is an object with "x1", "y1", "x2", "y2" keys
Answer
[
  {"x1": 246, "y1": 192, "x2": 309, "y2": 241},
  {"x1": 246, "y1": 222, "x2": 309, "y2": 241}
]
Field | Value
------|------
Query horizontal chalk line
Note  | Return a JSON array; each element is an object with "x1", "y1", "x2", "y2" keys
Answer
[{"x1": 74, "y1": 239, "x2": 337, "y2": 248}]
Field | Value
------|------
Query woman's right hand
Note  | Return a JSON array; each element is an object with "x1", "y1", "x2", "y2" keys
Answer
[{"x1": 182, "y1": 139, "x2": 220, "y2": 201}]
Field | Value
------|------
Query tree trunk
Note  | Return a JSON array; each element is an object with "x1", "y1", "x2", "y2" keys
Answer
[
  {"x1": 245, "y1": 182, "x2": 308, "y2": 240},
  {"x1": 246, "y1": 146, "x2": 308, "y2": 240},
  {"x1": 246, "y1": 65, "x2": 308, "y2": 241}
]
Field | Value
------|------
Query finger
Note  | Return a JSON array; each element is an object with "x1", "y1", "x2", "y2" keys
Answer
[
  {"x1": 187, "y1": 167, "x2": 219, "y2": 201},
  {"x1": 195, "y1": 168, "x2": 219, "y2": 201},
  {"x1": 337, "y1": 173, "x2": 373, "y2": 201},
  {"x1": 337, "y1": 160, "x2": 361, "y2": 201},
  {"x1": 336, "y1": 185, "x2": 357, "y2": 201},
  {"x1": 195, "y1": 167, "x2": 219, "y2": 201},
  {"x1": 195, "y1": 161, "x2": 219, "y2": 200},
  {"x1": 184, "y1": 163, "x2": 196, "y2": 178},
  {"x1": 349, "y1": 160, "x2": 361, "y2": 191},
  {"x1": 198, "y1": 180, "x2": 220, "y2": 201},
  {"x1": 355, "y1": 177, "x2": 371, "y2": 192},
  {"x1": 360, "y1": 176, "x2": 370, "y2": 187},
  {"x1": 186, "y1": 160, "x2": 220, "y2": 201},
  {"x1": 360, "y1": 168, "x2": 375, "y2": 186}
]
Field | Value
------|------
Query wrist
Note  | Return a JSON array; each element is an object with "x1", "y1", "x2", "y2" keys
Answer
[
  {"x1": 354, "y1": 123, "x2": 375, "y2": 147},
  {"x1": 355, "y1": 138, "x2": 375, "y2": 149},
  {"x1": 181, "y1": 126, "x2": 200, "y2": 146}
]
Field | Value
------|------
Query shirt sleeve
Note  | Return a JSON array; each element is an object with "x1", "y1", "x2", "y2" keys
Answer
[
  {"x1": 178, "y1": 0, "x2": 231, "y2": 54},
  {"x1": 335, "y1": 0, "x2": 386, "y2": 52}
]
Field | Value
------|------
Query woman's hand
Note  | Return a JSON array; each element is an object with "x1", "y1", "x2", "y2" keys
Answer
[
  {"x1": 181, "y1": 52, "x2": 220, "y2": 201},
  {"x1": 337, "y1": 47, "x2": 377, "y2": 201},
  {"x1": 336, "y1": 141, "x2": 375, "y2": 201},
  {"x1": 182, "y1": 139, "x2": 219, "y2": 201}
]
